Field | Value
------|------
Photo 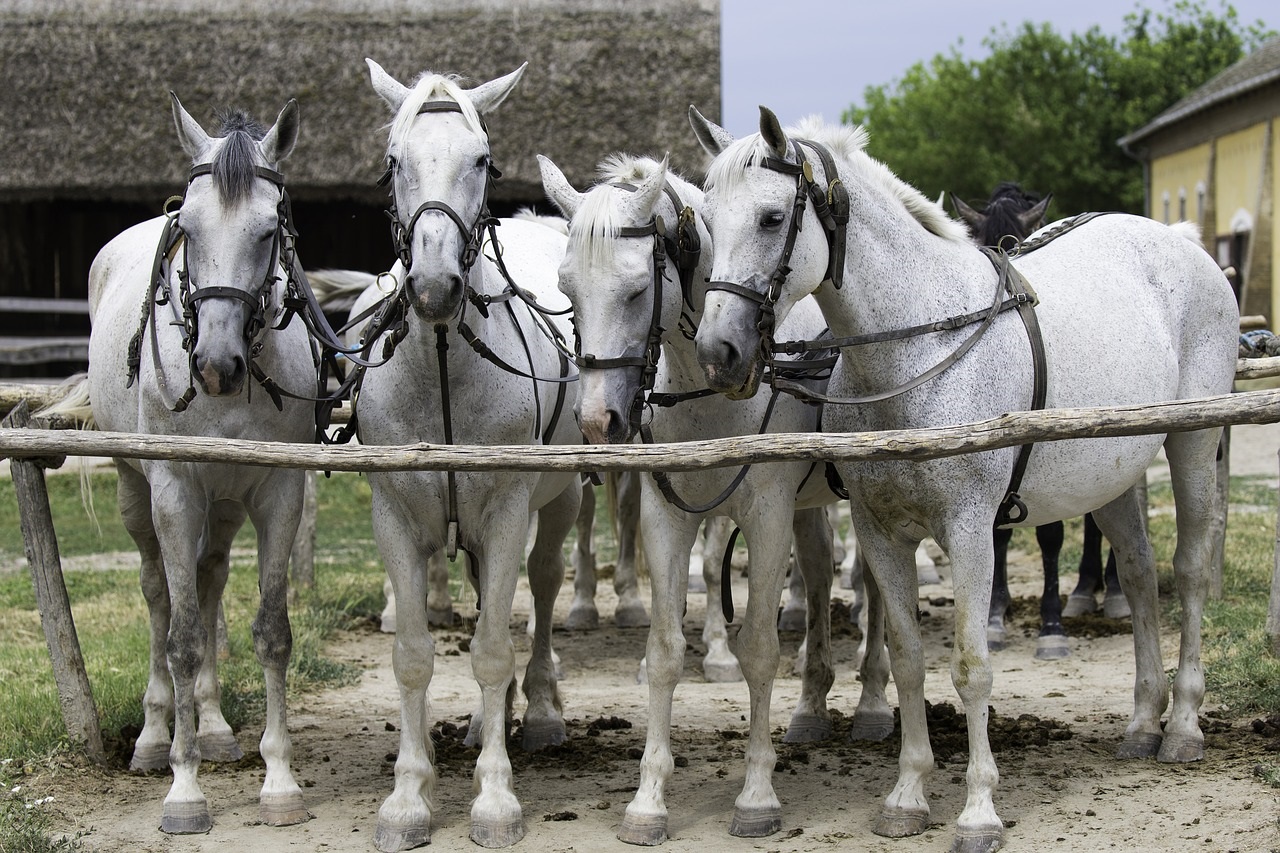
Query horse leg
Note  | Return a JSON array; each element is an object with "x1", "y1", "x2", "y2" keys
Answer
[
  {"x1": 849, "y1": 550, "x2": 894, "y2": 742},
  {"x1": 522, "y1": 484, "x2": 579, "y2": 751},
  {"x1": 565, "y1": 479, "x2": 601, "y2": 630},
  {"x1": 700, "y1": 515, "x2": 742, "y2": 682},
  {"x1": 372, "y1": 505, "x2": 437, "y2": 851},
  {"x1": 914, "y1": 540, "x2": 942, "y2": 585},
  {"x1": 117, "y1": 464, "x2": 173, "y2": 772},
  {"x1": 854, "y1": 528, "x2": 933, "y2": 839},
  {"x1": 619, "y1": 496, "x2": 700, "y2": 846},
  {"x1": 777, "y1": 546, "x2": 808, "y2": 633},
  {"x1": 380, "y1": 575, "x2": 397, "y2": 633},
  {"x1": 193, "y1": 500, "x2": 246, "y2": 763},
  {"x1": 940, "y1": 524, "x2": 1003, "y2": 852},
  {"x1": 839, "y1": 514, "x2": 858, "y2": 590},
  {"x1": 1102, "y1": 545, "x2": 1131, "y2": 619},
  {"x1": 426, "y1": 552, "x2": 455, "y2": 627},
  {"x1": 245, "y1": 474, "x2": 308, "y2": 826},
  {"x1": 150, "y1": 475, "x2": 212, "y2": 834},
  {"x1": 1035, "y1": 521, "x2": 1070, "y2": 660},
  {"x1": 1156, "y1": 428, "x2": 1218, "y2": 763},
  {"x1": 1092, "y1": 485, "x2": 1168, "y2": 760},
  {"x1": 1063, "y1": 513, "x2": 1105, "y2": 616},
  {"x1": 613, "y1": 470, "x2": 649, "y2": 628},
  {"x1": 468, "y1": 506, "x2": 531, "y2": 847},
  {"x1": 783, "y1": 508, "x2": 834, "y2": 744},
  {"x1": 987, "y1": 527, "x2": 1013, "y2": 650},
  {"x1": 828, "y1": 504, "x2": 845, "y2": 566},
  {"x1": 728, "y1": 506, "x2": 795, "y2": 837}
]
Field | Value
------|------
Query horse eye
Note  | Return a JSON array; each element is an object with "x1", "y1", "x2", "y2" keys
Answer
[
  {"x1": 475, "y1": 155, "x2": 489, "y2": 169},
  {"x1": 760, "y1": 211, "x2": 785, "y2": 228}
]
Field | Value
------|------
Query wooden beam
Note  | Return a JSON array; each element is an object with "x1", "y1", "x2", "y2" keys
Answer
[
  {"x1": 2, "y1": 402, "x2": 105, "y2": 764},
  {"x1": 2, "y1": 388, "x2": 1277, "y2": 474}
]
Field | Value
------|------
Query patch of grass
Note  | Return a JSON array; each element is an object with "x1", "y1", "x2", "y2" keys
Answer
[
  {"x1": 0, "y1": 759, "x2": 87, "y2": 852},
  {"x1": 0, "y1": 472, "x2": 385, "y2": 767}
]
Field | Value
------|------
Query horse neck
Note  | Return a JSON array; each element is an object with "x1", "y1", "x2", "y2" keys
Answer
[{"x1": 818, "y1": 181, "x2": 996, "y2": 351}]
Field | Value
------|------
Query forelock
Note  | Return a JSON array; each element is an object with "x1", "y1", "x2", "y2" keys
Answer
[{"x1": 387, "y1": 73, "x2": 488, "y2": 159}]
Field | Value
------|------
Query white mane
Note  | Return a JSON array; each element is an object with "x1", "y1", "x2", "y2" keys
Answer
[
  {"x1": 567, "y1": 154, "x2": 698, "y2": 270},
  {"x1": 706, "y1": 116, "x2": 970, "y2": 245},
  {"x1": 386, "y1": 73, "x2": 488, "y2": 159}
]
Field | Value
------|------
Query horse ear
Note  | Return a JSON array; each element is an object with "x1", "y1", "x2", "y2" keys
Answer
[
  {"x1": 759, "y1": 106, "x2": 788, "y2": 158},
  {"x1": 623, "y1": 155, "x2": 669, "y2": 222},
  {"x1": 1019, "y1": 194, "x2": 1052, "y2": 233},
  {"x1": 260, "y1": 99, "x2": 300, "y2": 165},
  {"x1": 366, "y1": 58, "x2": 409, "y2": 112},
  {"x1": 537, "y1": 154, "x2": 585, "y2": 219},
  {"x1": 689, "y1": 105, "x2": 734, "y2": 156},
  {"x1": 951, "y1": 195, "x2": 986, "y2": 231},
  {"x1": 466, "y1": 63, "x2": 528, "y2": 115},
  {"x1": 170, "y1": 92, "x2": 211, "y2": 161}
]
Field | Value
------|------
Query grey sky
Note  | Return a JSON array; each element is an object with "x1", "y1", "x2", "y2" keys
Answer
[{"x1": 720, "y1": 0, "x2": 1275, "y2": 136}]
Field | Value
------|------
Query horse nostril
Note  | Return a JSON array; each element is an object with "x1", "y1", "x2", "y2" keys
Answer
[
  {"x1": 230, "y1": 355, "x2": 246, "y2": 384},
  {"x1": 447, "y1": 274, "x2": 464, "y2": 304}
]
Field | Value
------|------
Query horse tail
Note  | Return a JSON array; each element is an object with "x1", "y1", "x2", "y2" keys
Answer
[
  {"x1": 307, "y1": 268, "x2": 379, "y2": 312},
  {"x1": 30, "y1": 373, "x2": 103, "y2": 536},
  {"x1": 1168, "y1": 221, "x2": 1204, "y2": 250},
  {"x1": 33, "y1": 372, "x2": 94, "y2": 428}
]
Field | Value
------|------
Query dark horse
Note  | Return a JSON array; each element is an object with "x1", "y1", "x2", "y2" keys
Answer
[{"x1": 954, "y1": 183, "x2": 1129, "y2": 660}]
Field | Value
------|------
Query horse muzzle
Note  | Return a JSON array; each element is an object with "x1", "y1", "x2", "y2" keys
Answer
[
  {"x1": 193, "y1": 350, "x2": 248, "y2": 397},
  {"x1": 696, "y1": 329, "x2": 763, "y2": 401}
]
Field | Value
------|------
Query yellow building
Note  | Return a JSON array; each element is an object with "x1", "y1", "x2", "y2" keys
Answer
[{"x1": 1119, "y1": 36, "x2": 1280, "y2": 324}]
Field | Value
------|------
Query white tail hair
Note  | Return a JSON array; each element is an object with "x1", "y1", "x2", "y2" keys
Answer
[
  {"x1": 512, "y1": 206, "x2": 570, "y2": 236},
  {"x1": 1168, "y1": 220, "x2": 1204, "y2": 249}
]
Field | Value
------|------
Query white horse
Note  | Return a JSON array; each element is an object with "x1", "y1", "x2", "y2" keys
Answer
[
  {"x1": 85, "y1": 96, "x2": 314, "y2": 832},
  {"x1": 356, "y1": 61, "x2": 582, "y2": 851},
  {"x1": 539, "y1": 152, "x2": 887, "y2": 843},
  {"x1": 688, "y1": 107, "x2": 1237, "y2": 852}
]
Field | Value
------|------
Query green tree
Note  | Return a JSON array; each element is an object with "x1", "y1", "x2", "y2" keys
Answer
[{"x1": 844, "y1": 2, "x2": 1273, "y2": 216}]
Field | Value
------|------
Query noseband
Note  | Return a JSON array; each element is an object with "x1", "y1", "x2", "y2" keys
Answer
[
  {"x1": 571, "y1": 181, "x2": 702, "y2": 437},
  {"x1": 378, "y1": 100, "x2": 502, "y2": 277}
]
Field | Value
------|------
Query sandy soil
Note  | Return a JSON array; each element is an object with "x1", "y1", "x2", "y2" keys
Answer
[{"x1": 23, "y1": 423, "x2": 1280, "y2": 853}]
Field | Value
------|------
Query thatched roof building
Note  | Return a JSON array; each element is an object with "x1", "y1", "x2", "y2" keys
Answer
[
  {"x1": 0, "y1": 0, "x2": 719, "y2": 374},
  {"x1": 1, "y1": 0, "x2": 720, "y2": 203}
]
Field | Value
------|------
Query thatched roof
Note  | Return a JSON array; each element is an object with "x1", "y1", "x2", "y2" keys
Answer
[
  {"x1": 1119, "y1": 35, "x2": 1280, "y2": 149},
  {"x1": 0, "y1": 0, "x2": 720, "y2": 204}
]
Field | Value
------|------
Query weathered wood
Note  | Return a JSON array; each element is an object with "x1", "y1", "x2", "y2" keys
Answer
[
  {"x1": 1240, "y1": 314, "x2": 1269, "y2": 331},
  {"x1": 2, "y1": 402, "x2": 105, "y2": 763},
  {"x1": 0, "y1": 336, "x2": 90, "y2": 366},
  {"x1": 2, "y1": 388, "x2": 1277, "y2": 473},
  {"x1": 0, "y1": 297, "x2": 90, "y2": 315},
  {"x1": 290, "y1": 470, "x2": 318, "y2": 591},
  {"x1": 1235, "y1": 355, "x2": 1280, "y2": 380}
]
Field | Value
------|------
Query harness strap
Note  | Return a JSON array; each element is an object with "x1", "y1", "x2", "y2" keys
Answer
[{"x1": 435, "y1": 324, "x2": 462, "y2": 560}]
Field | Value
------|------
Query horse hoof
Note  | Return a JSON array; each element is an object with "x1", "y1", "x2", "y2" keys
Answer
[
  {"x1": 618, "y1": 812, "x2": 668, "y2": 846},
  {"x1": 1115, "y1": 731, "x2": 1162, "y2": 759},
  {"x1": 730, "y1": 805, "x2": 782, "y2": 837},
  {"x1": 1157, "y1": 732, "x2": 1204, "y2": 763},
  {"x1": 702, "y1": 658, "x2": 744, "y2": 683},
  {"x1": 777, "y1": 608, "x2": 806, "y2": 633},
  {"x1": 783, "y1": 714, "x2": 833, "y2": 743},
  {"x1": 197, "y1": 731, "x2": 243, "y2": 763},
  {"x1": 1103, "y1": 594, "x2": 1131, "y2": 620},
  {"x1": 849, "y1": 711, "x2": 895, "y2": 742},
  {"x1": 1061, "y1": 593, "x2": 1097, "y2": 618},
  {"x1": 874, "y1": 807, "x2": 929, "y2": 838},
  {"x1": 564, "y1": 604, "x2": 600, "y2": 631},
  {"x1": 427, "y1": 607, "x2": 456, "y2": 628},
  {"x1": 374, "y1": 820, "x2": 430, "y2": 852},
  {"x1": 951, "y1": 825, "x2": 1004, "y2": 852},
  {"x1": 161, "y1": 799, "x2": 212, "y2": 834},
  {"x1": 129, "y1": 742, "x2": 170, "y2": 772},
  {"x1": 260, "y1": 791, "x2": 310, "y2": 826},
  {"x1": 522, "y1": 718, "x2": 567, "y2": 751},
  {"x1": 470, "y1": 815, "x2": 525, "y2": 848},
  {"x1": 614, "y1": 603, "x2": 650, "y2": 629},
  {"x1": 1034, "y1": 634, "x2": 1071, "y2": 660}
]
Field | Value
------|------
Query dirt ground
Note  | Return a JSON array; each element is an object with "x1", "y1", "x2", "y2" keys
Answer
[{"x1": 27, "y1": 423, "x2": 1280, "y2": 852}]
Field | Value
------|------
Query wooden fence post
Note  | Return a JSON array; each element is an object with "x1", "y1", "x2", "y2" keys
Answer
[
  {"x1": 2, "y1": 401, "x2": 105, "y2": 763},
  {"x1": 1268, "y1": 446, "x2": 1280, "y2": 656},
  {"x1": 290, "y1": 469, "x2": 317, "y2": 592}
]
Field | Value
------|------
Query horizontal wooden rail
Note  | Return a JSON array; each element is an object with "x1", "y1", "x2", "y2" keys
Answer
[{"x1": 2, "y1": 388, "x2": 1278, "y2": 473}]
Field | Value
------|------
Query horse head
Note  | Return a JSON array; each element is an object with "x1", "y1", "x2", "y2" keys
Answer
[
  {"x1": 688, "y1": 105, "x2": 836, "y2": 400},
  {"x1": 171, "y1": 94, "x2": 298, "y2": 397},
  {"x1": 540, "y1": 153, "x2": 678, "y2": 444},
  {"x1": 368, "y1": 59, "x2": 526, "y2": 323},
  {"x1": 952, "y1": 183, "x2": 1052, "y2": 248}
]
